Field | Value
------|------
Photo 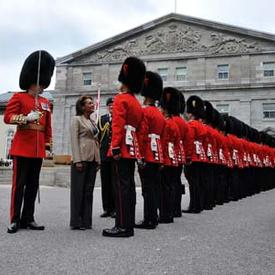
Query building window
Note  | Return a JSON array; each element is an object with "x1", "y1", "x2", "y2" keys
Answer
[
  {"x1": 158, "y1": 68, "x2": 168, "y2": 82},
  {"x1": 217, "y1": 64, "x2": 229, "y2": 80},
  {"x1": 263, "y1": 62, "x2": 275, "y2": 77},
  {"x1": 216, "y1": 104, "x2": 230, "y2": 115},
  {"x1": 83, "y1": 72, "x2": 92, "y2": 85},
  {"x1": 176, "y1": 67, "x2": 187, "y2": 81},
  {"x1": 263, "y1": 103, "x2": 275, "y2": 119}
]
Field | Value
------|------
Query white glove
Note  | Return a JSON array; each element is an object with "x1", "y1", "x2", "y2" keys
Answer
[{"x1": 26, "y1": 111, "x2": 40, "y2": 122}]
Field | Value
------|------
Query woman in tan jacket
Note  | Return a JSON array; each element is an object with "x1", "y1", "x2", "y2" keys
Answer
[{"x1": 70, "y1": 95, "x2": 100, "y2": 230}]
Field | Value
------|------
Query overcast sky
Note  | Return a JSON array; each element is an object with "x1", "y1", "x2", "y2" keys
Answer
[{"x1": 1, "y1": 0, "x2": 275, "y2": 93}]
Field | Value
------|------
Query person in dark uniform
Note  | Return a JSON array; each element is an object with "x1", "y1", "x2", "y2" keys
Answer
[
  {"x1": 102, "y1": 57, "x2": 146, "y2": 238},
  {"x1": 4, "y1": 50, "x2": 55, "y2": 233},
  {"x1": 98, "y1": 97, "x2": 116, "y2": 218}
]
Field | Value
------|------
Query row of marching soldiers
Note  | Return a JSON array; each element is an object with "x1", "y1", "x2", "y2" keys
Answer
[{"x1": 101, "y1": 56, "x2": 275, "y2": 238}]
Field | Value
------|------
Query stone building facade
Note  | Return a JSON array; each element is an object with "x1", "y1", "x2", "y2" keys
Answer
[{"x1": 54, "y1": 13, "x2": 275, "y2": 155}]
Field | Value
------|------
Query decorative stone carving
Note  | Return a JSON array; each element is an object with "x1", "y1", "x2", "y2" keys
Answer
[
  {"x1": 72, "y1": 22, "x2": 262, "y2": 64},
  {"x1": 209, "y1": 33, "x2": 259, "y2": 54}
]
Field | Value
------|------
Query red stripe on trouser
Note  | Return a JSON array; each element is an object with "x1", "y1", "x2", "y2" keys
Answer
[
  {"x1": 10, "y1": 158, "x2": 17, "y2": 223},
  {"x1": 115, "y1": 162, "x2": 124, "y2": 227}
]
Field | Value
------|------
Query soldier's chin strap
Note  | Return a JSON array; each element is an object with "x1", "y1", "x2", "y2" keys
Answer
[{"x1": 36, "y1": 51, "x2": 42, "y2": 204}]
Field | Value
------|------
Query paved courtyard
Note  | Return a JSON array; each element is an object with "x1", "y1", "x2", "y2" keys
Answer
[{"x1": 0, "y1": 185, "x2": 275, "y2": 275}]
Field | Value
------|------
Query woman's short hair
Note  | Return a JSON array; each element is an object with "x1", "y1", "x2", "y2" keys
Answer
[{"x1": 75, "y1": 95, "x2": 93, "y2": 116}]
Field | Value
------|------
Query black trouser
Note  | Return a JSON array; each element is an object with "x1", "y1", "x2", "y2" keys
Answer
[
  {"x1": 184, "y1": 162, "x2": 204, "y2": 212},
  {"x1": 159, "y1": 166, "x2": 177, "y2": 220},
  {"x1": 113, "y1": 159, "x2": 136, "y2": 230},
  {"x1": 139, "y1": 162, "x2": 160, "y2": 224},
  {"x1": 70, "y1": 161, "x2": 97, "y2": 228},
  {"x1": 10, "y1": 156, "x2": 43, "y2": 224},
  {"x1": 100, "y1": 160, "x2": 115, "y2": 213},
  {"x1": 174, "y1": 165, "x2": 183, "y2": 216}
]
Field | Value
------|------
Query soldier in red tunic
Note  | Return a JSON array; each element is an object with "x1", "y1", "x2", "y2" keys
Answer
[
  {"x1": 102, "y1": 57, "x2": 146, "y2": 238},
  {"x1": 4, "y1": 50, "x2": 55, "y2": 233},
  {"x1": 159, "y1": 87, "x2": 181, "y2": 223},
  {"x1": 135, "y1": 71, "x2": 165, "y2": 230},
  {"x1": 184, "y1": 96, "x2": 208, "y2": 213},
  {"x1": 171, "y1": 91, "x2": 190, "y2": 217}
]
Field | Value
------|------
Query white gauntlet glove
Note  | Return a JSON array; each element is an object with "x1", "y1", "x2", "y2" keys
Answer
[{"x1": 26, "y1": 111, "x2": 40, "y2": 122}]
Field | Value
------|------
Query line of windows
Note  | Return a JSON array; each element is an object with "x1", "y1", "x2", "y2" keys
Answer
[{"x1": 82, "y1": 61, "x2": 275, "y2": 85}]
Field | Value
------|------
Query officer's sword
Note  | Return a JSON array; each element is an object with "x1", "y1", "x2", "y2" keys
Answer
[{"x1": 36, "y1": 51, "x2": 42, "y2": 204}]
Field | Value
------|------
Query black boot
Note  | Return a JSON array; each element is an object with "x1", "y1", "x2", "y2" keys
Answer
[
  {"x1": 134, "y1": 220, "x2": 157, "y2": 230},
  {"x1": 7, "y1": 222, "x2": 19, "y2": 234},
  {"x1": 102, "y1": 226, "x2": 134, "y2": 237},
  {"x1": 20, "y1": 221, "x2": 45, "y2": 230}
]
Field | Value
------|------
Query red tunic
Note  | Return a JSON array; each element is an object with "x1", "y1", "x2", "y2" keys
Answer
[
  {"x1": 186, "y1": 120, "x2": 207, "y2": 163},
  {"x1": 139, "y1": 105, "x2": 166, "y2": 163},
  {"x1": 161, "y1": 117, "x2": 180, "y2": 167},
  {"x1": 172, "y1": 115, "x2": 190, "y2": 165},
  {"x1": 4, "y1": 92, "x2": 52, "y2": 158},
  {"x1": 109, "y1": 92, "x2": 143, "y2": 159}
]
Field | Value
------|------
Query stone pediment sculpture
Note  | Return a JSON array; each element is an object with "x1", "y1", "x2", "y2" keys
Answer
[{"x1": 58, "y1": 13, "x2": 275, "y2": 65}]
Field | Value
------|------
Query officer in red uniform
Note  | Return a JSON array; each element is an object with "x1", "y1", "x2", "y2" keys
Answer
[
  {"x1": 102, "y1": 57, "x2": 146, "y2": 238},
  {"x1": 4, "y1": 50, "x2": 55, "y2": 233},
  {"x1": 135, "y1": 71, "x2": 165, "y2": 230},
  {"x1": 172, "y1": 91, "x2": 190, "y2": 217},
  {"x1": 184, "y1": 96, "x2": 207, "y2": 213},
  {"x1": 159, "y1": 87, "x2": 180, "y2": 223}
]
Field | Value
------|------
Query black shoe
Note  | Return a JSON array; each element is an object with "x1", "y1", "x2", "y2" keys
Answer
[
  {"x1": 7, "y1": 222, "x2": 19, "y2": 234},
  {"x1": 100, "y1": 211, "x2": 111, "y2": 218},
  {"x1": 102, "y1": 226, "x2": 134, "y2": 237},
  {"x1": 134, "y1": 220, "x2": 157, "y2": 229},
  {"x1": 173, "y1": 212, "x2": 182, "y2": 218},
  {"x1": 71, "y1": 226, "x2": 86, "y2": 230},
  {"x1": 158, "y1": 217, "x2": 174, "y2": 224},
  {"x1": 20, "y1": 221, "x2": 45, "y2": 230}
]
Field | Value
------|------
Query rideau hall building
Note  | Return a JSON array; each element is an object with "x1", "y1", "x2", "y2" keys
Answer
[{"x1": 54, "y1": 13, "x2": 275, "y2": 155}]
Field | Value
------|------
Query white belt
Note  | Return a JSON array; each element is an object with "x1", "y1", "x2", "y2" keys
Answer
[
  {"x1": 149, "y1": 133, "x2": 160, "y2": 152},
  {"x1": 125, "y1": 125, "x2": 136, "y2": 146}
]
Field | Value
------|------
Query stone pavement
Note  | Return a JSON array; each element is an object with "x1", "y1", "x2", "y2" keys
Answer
[{"x1": 0, "y1": 185, "x2": 275, "y2": 275}]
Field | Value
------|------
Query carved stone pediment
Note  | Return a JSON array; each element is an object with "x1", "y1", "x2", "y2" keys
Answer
[{"x1": 71, "y1": 22, "x2": 263, "y2": 64}]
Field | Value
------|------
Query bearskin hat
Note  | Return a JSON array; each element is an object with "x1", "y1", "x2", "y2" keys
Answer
[
  {"x1": 186, "y1": 95, "x2": 205, "y2": 119},
  {"x1": 141, "y1": 71, "x2": 163, "y2": 101},
  {"x1": 179, "y1": 92, "x2": 185, "y2": 114},
  {"x1": 19, "y1": 50, "x2": 55, "y2": 90},
  {"x1": 204, "y1": 101, "x2": 215, "y2": 125},
  {"x1": 160, "y1": 87, "x2": 180, "y2": 115},
  {"x1": 118, "y1": 56, "x2": 146, "y2": 94},
  {"x1": 229, "y1": 116, "x2": 244, "y2": 138}
]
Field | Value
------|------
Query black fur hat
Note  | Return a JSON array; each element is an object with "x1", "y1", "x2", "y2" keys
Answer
[
  {"x1": 229, "y1": 116, "x2": 244, "y2": 138},
  {"x1": 160, "y1": 87, "x2": 180, "y2": 115},
  {"x1": 19, "y1": 50, "x2": 55, "y2": 90},
  {"x1": 118, "y1": 56, "x2": 146, "y2": 94},
  {"x1": 179, "y1": 92, "x2": 185, "y2": 114},
  {"x1": 204, "y1": 101, "x2": 215, "y2": 125},
  {"x1": 186, "y1": 95, "x2": 205, "y2": 119},
  {"x1": 141, "y1": 71, "x2": 163, "y2": 100}
]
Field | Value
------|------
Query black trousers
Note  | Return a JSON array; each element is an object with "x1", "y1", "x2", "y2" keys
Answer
[
  {"x1": 113, "y1": 159, "x2": 136, "y2": 229},
  {"x1": 70, "y1": 161, "x2": 97, "y2": 228},
  {"x1": 139, "y1": 162, "x2": 160, "y2": 223},
  {"x1": 159, "y1": 166, "x2": 177, "y2": 220},
  {"x1": 10, "y1": 156, "x2": 43, "y2": 224},
  {"x1": 100, "y1": 160, "x2": 115, "y2": 213},
  {"x1": 184, "y1": 162, "x2": 204, "y2": 212},
  {"x1": 174, "y1": 165, "x2": 183, "y2": 216}
]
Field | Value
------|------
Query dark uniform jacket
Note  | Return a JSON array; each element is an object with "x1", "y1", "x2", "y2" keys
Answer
[{"x1": 98, "y1": 113, "x2": 112, "y2": 162}]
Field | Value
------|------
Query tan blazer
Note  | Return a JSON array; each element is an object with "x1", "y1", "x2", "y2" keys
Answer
[{"x1": 70, "y1": 115, "x2": 100, "y2": 164}]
